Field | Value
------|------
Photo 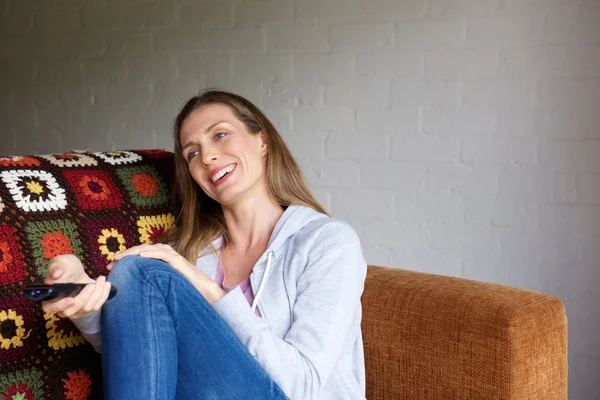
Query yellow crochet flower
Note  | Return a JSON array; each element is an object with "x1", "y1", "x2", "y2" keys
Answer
[
  {"x1": 0, "y1": 309, "x2": 30, "y2": 349},
  {"x1": 26, "y1": 180, "x2": 44, "y2": 195},
  {"x1": 97, "y1": 228, "x2": 126, "y2": 261},
  {"x1": 45, "y1": 312, "x2": 85, "y2": 350}
]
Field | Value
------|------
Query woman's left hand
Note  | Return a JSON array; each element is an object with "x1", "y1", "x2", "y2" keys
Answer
[{"x1": 107, "y1": 244, "x2": 226, "y2": 304}]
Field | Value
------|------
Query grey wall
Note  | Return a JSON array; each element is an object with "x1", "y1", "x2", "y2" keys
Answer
[{"x1": 1, "y1": 0, "x2": 599, "y2": 397}]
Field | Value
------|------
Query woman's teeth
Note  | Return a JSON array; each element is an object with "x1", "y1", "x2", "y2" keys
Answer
[{"x1": 211, "y1": 165, "x2": 235, "y2": 183}]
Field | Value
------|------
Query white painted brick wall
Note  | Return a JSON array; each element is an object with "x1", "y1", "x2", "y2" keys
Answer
[{"x1": 1, "y1": 0, "x2": 598, "y2": 397}]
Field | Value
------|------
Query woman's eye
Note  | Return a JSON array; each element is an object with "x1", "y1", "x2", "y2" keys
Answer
[
  {"x1": 187, "y1": 151, "x2": 199, "y2": 162},
  {"x1": 215, "y1": 132, "x2": 226, "y2": 140}
]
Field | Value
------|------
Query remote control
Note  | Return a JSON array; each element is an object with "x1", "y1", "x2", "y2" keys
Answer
[{"x1": 22, "y1": 283, "x2": 117, "y2": 302}]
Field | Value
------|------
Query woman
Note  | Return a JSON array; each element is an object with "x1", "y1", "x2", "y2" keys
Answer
[{"x1": 42, "y1": 90, "x2": 367, "y2": 399}]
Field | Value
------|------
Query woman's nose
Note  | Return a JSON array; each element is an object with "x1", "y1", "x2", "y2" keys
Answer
[{"x1": 202, "y1": 148, "x2": 218, "y2": 166}]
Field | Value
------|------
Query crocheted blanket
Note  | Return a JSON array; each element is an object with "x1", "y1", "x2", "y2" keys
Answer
[{"x1": 0, "y1": 150, "x2": 175, "y2": 399}]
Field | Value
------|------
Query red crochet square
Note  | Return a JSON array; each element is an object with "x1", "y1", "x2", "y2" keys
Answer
[
  {"x1": 0, "y1": 223, "x2": 27, "y2": 286},
  {"x1": 63, "y1": 170, "x2": 123, "y2": 211},
  {"x1": 135, "y1": 149, "x2": 172, "y2": 158}
]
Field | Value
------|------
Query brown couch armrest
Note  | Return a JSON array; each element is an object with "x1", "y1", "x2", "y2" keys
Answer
[{"x1": 361, "y1": 266, "x2": 568, "y2": 400}]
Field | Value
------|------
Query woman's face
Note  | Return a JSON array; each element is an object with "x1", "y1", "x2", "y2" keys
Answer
[{"x1": 179, "y1": 103, "x2": 268, "y2": 207}]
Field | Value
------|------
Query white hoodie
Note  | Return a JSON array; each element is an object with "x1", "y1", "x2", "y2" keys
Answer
[{"x1": 205, "y1": 205, "x2": 367, "y2": 399}]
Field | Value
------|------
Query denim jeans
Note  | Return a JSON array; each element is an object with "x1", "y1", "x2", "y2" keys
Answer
[{"x1": 101, "y1": 255, "x2": 288, "y2": 400}]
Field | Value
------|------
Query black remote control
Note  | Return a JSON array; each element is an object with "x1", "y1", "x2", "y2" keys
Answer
[{"x1": 22, "y1": 283, "x2": 117, "y2": 302}]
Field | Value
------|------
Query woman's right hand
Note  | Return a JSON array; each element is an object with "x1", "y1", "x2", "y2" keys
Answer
[{"x1": 41, "y1": 254, "x2": 113, "y2": 320}]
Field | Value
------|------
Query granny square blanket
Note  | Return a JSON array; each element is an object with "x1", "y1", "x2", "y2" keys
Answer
[{"x1": 0, "y1": 150, "x2": 175, "y2": 399}]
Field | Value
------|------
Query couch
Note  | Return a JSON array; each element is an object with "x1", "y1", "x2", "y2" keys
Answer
[{"x1": 0, "y1": 150, "x2": 568, "y2": 399}]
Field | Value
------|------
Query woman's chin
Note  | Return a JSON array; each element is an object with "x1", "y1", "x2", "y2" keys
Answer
[
  {"x1": 213, "y1": 188, "x2": 242, "y2": 208},
  {"x1": 207, "y1": 177, "x2": 265, "y2": 208}
]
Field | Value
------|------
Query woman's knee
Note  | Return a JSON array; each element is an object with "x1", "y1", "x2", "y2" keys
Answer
[{"x1": 107, "y1": 256, "x2": 170, "y2": 285}]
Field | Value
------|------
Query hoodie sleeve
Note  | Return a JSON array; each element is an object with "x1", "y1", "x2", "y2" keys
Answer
[
  {"x1": 212, "y1": 221, "x2": 367, "y2": 399},
  {"x1": 70, "y1": 309, "x2": 102, "y2": 353}
]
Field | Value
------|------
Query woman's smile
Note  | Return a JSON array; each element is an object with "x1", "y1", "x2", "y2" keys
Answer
[{"x1": 210, "y1": 163, "x2": 237, "y2": 186}]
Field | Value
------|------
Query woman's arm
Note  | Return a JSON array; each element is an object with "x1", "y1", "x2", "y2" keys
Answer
[
  {"x1": 41, "y1": 254, "x2": 110, "y2": 353},
  {"x1": 71, "y1": 243, "x2": 225, "y2": 353},
  {"x1": 70, "y1": 310, "x2": 102, "y2": 352},
  {"x1": 212, "y1": 220, "x2": 367, "y2": 399}
]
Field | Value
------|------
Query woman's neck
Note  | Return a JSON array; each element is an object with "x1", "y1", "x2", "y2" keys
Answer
[{"x1": 221, "y1": 192, "x2": 284, "y2": 253}]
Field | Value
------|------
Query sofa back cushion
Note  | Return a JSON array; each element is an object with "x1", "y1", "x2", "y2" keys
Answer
[{"x1": 0, "y1": 150, "x2": 175, "y2": 399}]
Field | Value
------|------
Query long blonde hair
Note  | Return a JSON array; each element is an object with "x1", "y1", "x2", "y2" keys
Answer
[{"x1": 164, "y1": 90, "x2": 328, "y2": 263}]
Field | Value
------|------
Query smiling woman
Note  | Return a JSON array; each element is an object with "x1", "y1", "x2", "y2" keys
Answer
[
  {"x1": 179, "y1": 102, "x2": 269, "y2": 212},
  {"x1": 42, "y1": 90, "x2": 368, "y2": 400},
  {"x1": 170, "y1": 91, "x2": 329, "y2": 263}
]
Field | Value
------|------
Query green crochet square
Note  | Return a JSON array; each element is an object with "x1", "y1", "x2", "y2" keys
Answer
[
  {"x1": 25, "y1": 220, "x2": 84, "y2": 278},
  {"x1": 0, "y1": 368, "x2": 44, "y2": 399},
  {"x1": 116, "y1": 165, "x2": 169, "y2": 207}
]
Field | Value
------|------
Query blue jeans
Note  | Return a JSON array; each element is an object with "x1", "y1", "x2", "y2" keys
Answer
[{"x1": 102, "y1": 256, "x2": 288, "y2": 400}]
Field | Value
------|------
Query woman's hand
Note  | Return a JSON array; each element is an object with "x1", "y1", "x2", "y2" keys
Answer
[
  {"x1": 42, "y1": 254, "x2": 113, "y2": 320},
  {"x1": 107, "y1": 244, "x2": 226, "y2": 304}
]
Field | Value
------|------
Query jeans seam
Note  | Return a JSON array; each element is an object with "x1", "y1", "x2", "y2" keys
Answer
[{"x1": 145, "y1": 279, "x2": 159, "y2": 399}]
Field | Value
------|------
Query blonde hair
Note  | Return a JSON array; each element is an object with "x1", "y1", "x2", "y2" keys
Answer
[{"x1": 164, "y1": 90, "x2": 328, "y2": 263}]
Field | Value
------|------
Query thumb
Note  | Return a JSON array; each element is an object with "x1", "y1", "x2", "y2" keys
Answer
[{"x1": 46, "y1": 264, "x2": 64, "y2": 283}]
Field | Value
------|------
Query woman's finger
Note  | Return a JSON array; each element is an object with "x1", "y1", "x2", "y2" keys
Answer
[
  {"x1": 137, "y1": 249, "x2": 201, "y2": 285},
  {"x1": 93, "y1": 282, "x2": 112, "y2": 312},
  {"x1": 46, "y1": 255, "x2": 91, "y2": 283},
  {"x1": 107, "y1": 244, "x2": 157, "y2": 270},
  {"x1": 73, "y1": 277, "x2": 107, "y2": 318},
  {"x1": 45, "y1": 263, "x2": 64, "y2": 282},
  {"x1": 59, "y1": 283, "x2": 96, "y2": 319},
  {"x1": 137, "y1": 248, "x2": 178, "y2": 265},
  {"x1": 113, "y1": 244, "x2": 154, "y2": 260},
  {"x1": 41, "y1": 296, "x2": 75, "y2": 315}
]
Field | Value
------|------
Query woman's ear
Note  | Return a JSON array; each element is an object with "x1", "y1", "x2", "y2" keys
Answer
[{"x1": 260, "y1": 133, "x2": 268, "y2": 157}]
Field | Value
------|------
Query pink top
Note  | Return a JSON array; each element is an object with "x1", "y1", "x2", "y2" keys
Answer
[{"x1": 215, "y1": 253, "x2": 262, "y2": 317}]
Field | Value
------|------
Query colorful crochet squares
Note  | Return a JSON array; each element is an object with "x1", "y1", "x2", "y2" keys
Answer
[{"x1": 0, "y1": 149, "x2": 175, "y2": 399}]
